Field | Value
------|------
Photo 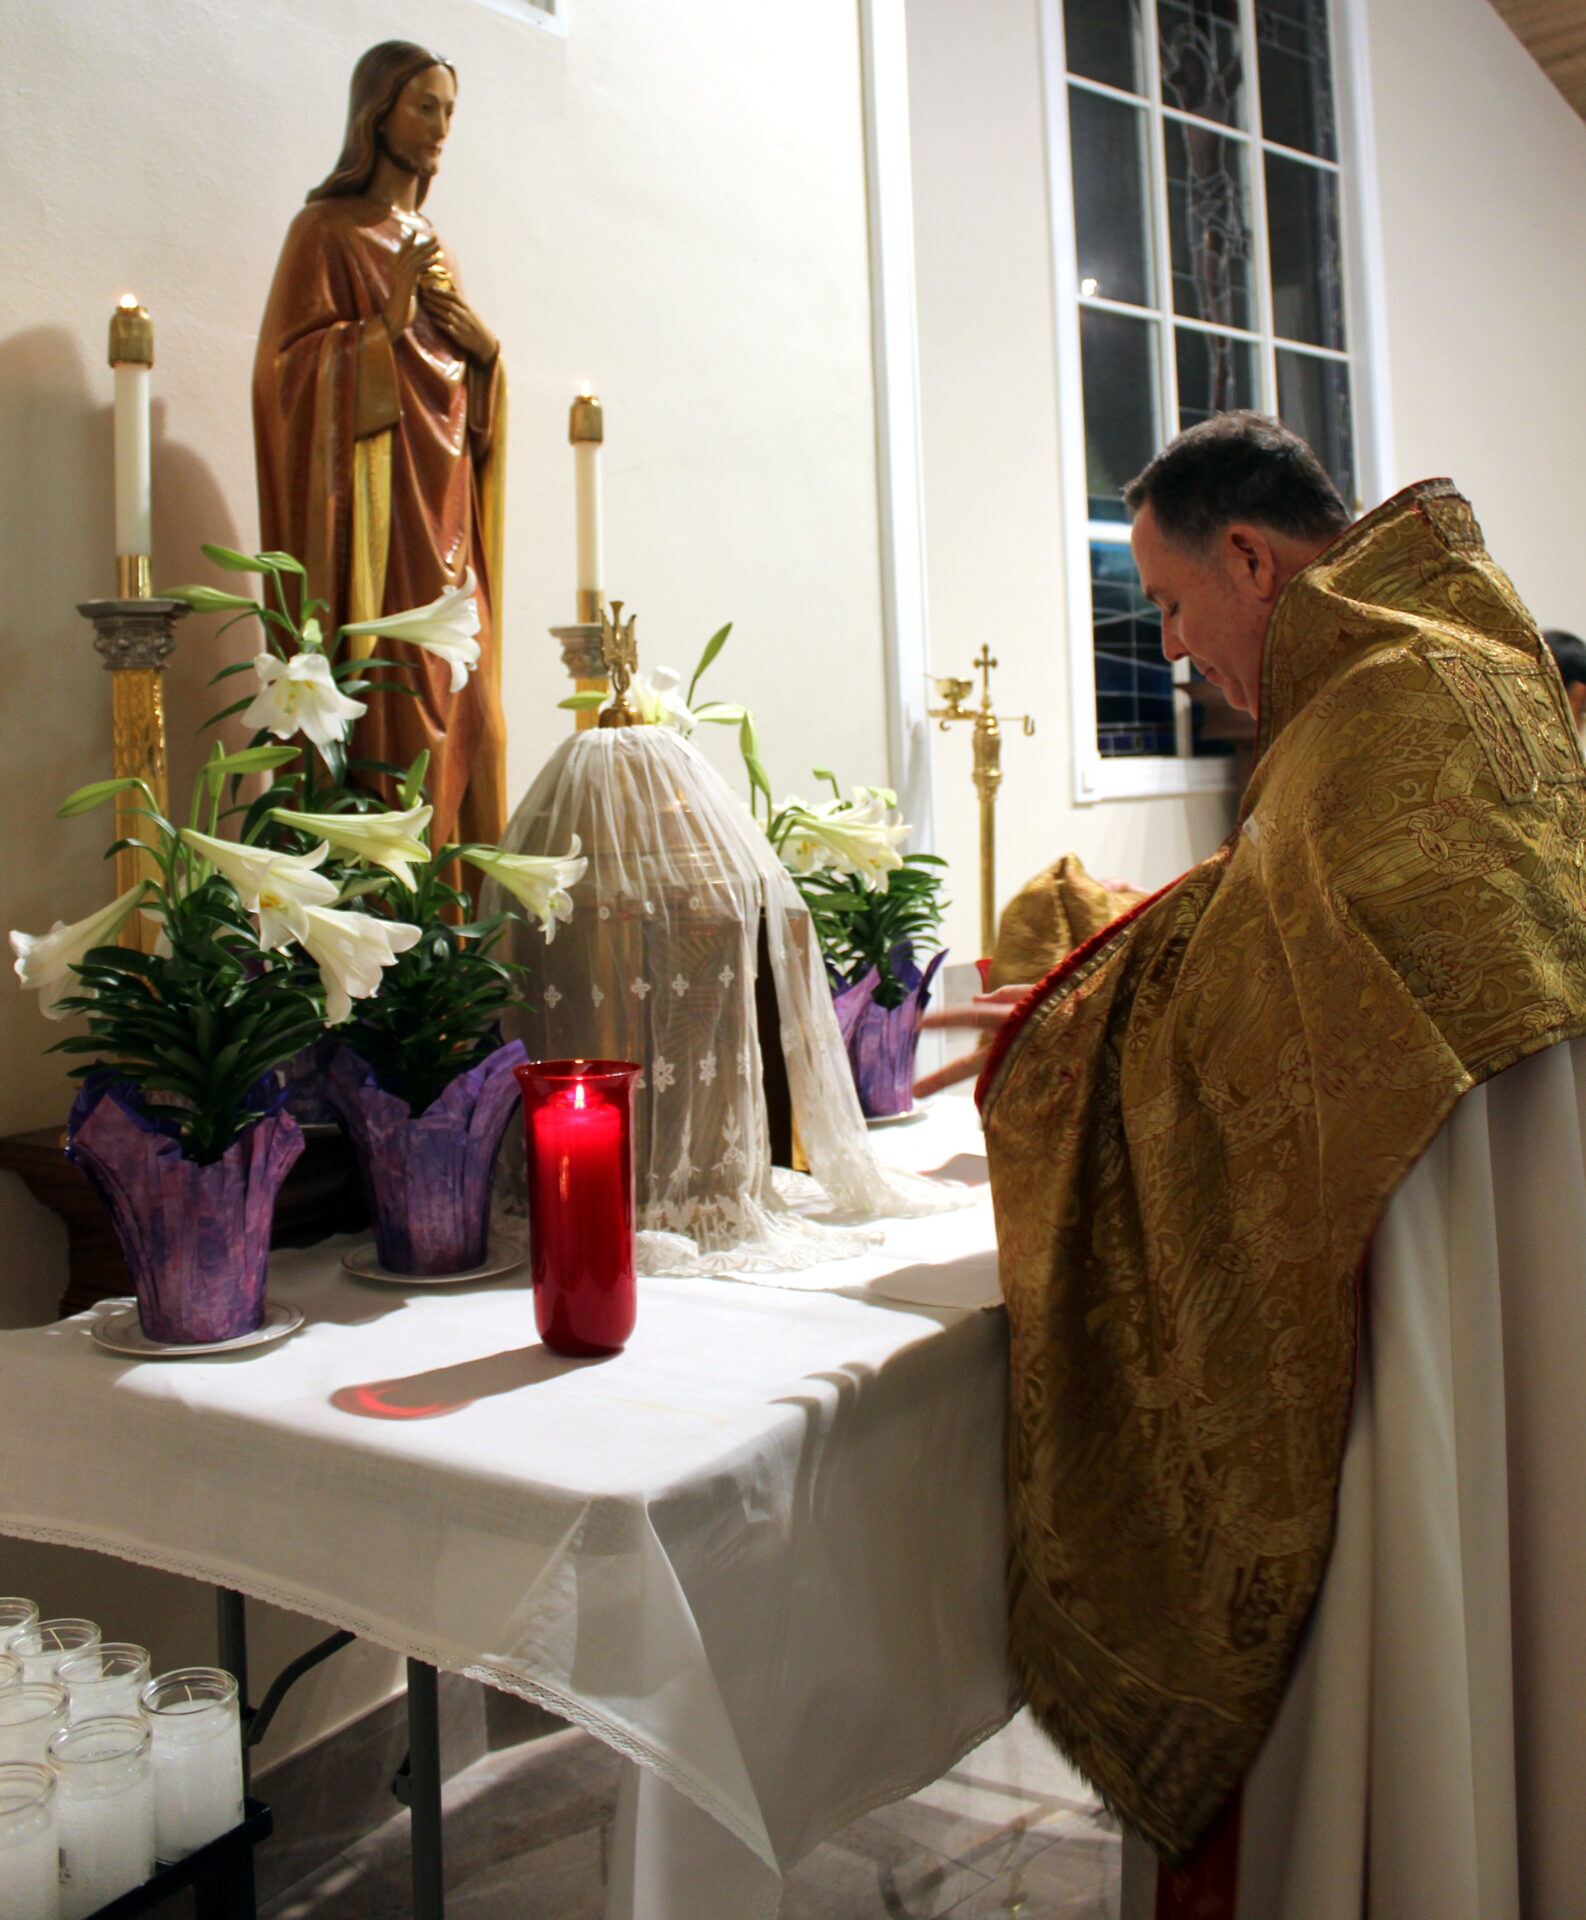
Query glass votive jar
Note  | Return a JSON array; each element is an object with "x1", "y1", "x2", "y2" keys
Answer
[
  {"x1": 515, "y1": 1058, "x2": 641, "y2": 1356},
  {"x1": 57, "y1": 1645, "x2": 151, "y2": 1725},
  {"x1": 7, "y1": 1620, "x2": 100, "y2": 1688},
  {"x1": 0, "y1": 1762, "x2": 60, "y2": 1920},
  {"x1": 47, "y1": 1717, "x2": 155, "y2": 1920},
  {"x1": 0, "y1": 1654, "x2": 22, "y2": 1696},
  {"x1": 0, "y1": 1601, "x2": 39, "y2": 1651},
  {"x1": 0, "y1": 1685, "x2": 68, "y2": 1766},
  {"x1": 140, "y1": 1669, "x2": 244, "y2": 1862}
]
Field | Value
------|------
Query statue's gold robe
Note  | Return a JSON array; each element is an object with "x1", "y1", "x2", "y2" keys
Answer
[
  {"x1": 979, "y1": 481, "x2": 1586, "y2": 1862},
  {"x1": 253, "y1": 196, "x2": 508, "y2": 848}
]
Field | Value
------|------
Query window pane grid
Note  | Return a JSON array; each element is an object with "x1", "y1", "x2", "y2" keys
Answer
[{"x1": 1063, "y1": 0, "x2": 1356, "y2": 761}]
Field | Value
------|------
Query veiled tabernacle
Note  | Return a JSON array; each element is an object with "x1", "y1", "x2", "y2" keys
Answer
[
  {"x1": 980, "y1": 481, "x2": 1586, "y2": 1861},
  {"x1": 486, "y1": 725, "x2": 960, "y2": 1275}
]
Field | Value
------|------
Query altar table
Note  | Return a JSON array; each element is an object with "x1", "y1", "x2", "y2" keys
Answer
[{"x1": 0, "y1": 1097, "x2": 1013, "y2": 1919}]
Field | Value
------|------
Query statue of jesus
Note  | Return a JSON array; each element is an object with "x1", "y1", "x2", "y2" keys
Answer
[{"x1": 253, "y1": 40, "x2": 507, "y2": 848}]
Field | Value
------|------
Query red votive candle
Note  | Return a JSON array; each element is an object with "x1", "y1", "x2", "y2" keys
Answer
[{"x1": 515, "y1": 1059, "x2": 640, "y2": 1357}]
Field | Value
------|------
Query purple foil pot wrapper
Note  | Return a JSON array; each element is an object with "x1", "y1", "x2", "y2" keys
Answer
[
  {"x1": 327, "y1": 1040, "x2": 527, "y2": 1276},
  {"x1": 831, "y1": 944, "x2": 946, "y2": 1119},
  {"x1": 67, "y1": 1080, "x2": 304, "y2": 1344}
]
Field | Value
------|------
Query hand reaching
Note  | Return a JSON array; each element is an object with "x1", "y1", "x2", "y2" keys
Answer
[
  {"x1": 383, "y1": 231, "x2": 443, "y2": 341},
  {"x1": 419, "y1": 282, "x2": 499, "y2": 365},
  {"x1": 913, "y1": 985, "x2": 1031, "y2": 1099}
]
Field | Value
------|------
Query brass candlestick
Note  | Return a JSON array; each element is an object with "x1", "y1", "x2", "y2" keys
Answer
[
  {"x1": 77, "y1": 599, "x2": 188, "y2": 953},
  {"x1": 929, "y1": 645, "x2": 1035, "y2": 957},
  {"x1": 597, "y1": 601, "x2": 643, "y2": 728}
]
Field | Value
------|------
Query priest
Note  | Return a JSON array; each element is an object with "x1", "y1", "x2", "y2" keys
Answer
[
  {"x1": 253, "y1": 40, "x2": 507, "y2": 848},
  {"x1": 947, "y1": 414, "x2": 1586, "y2": 1916}
]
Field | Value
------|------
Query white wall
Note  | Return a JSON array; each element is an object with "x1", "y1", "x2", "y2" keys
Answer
[
  {"x1": 0, "y1": 0, "x2": 887, "y2": 1764},
  {"x1": 906, "y1": 0, "x2": 1236, "y2": 970},
  {"x1": 904, "y1": 0, "x2": 1586, "y2": 969},
  {"x1": 1362, "y1": 0, "x2": 1586, "y2": 625}
]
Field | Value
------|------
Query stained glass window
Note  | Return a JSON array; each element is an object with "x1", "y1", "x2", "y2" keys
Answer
[{"x1": 1064, "y1": 0, "x2": 1357, "y2": 766}]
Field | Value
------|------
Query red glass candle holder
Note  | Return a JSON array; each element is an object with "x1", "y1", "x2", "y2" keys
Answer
[{"x1": 515, "y1": 1059, "x2": 641, "y2": 1357}]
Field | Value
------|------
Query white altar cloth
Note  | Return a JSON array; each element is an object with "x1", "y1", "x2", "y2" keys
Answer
[{"x1": 0, "y1": 1097, "x2": 1013, "y2": 1919}]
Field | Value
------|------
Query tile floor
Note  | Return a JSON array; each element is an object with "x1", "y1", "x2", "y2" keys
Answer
[{"x1": 260, "y1": 1709, "x2": 1119, "y2": 1919}]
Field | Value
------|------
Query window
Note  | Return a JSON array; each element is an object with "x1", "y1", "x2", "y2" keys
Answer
[
  {"x1": 469, "y1": 0, "x2": 566, "y2": 33},
  {"x1": 1047, "y1": 0, "x2": 1372, "y2": 798}
]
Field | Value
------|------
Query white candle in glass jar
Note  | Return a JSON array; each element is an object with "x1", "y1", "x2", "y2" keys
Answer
[
  {"x1": 0, "y1": 1687, "x2": 68, "y2": 1766},
  {"x1": 0, "y1": 1763, "x2": 60, "y2": 1920},
  {"x1": 140, "y1": 1669, "x2": 244, "y2": 1861},
  {"x1": 57, "y1": 1644, "x2": 150, "y2": 1725},
  {"x1": 48, "y1": 1717, "x2": 155, "y2": 1920},
  {"x1": 7, "y1": 1620, "x2": 99, "y2": 1688},
  {"x1": 0, "y1": 1655, "x2": 22, "y2": 1697}
]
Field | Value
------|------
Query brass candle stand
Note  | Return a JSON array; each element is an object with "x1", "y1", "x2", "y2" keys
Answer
[
  {"x1": 929, "y1": 645, "x2": 1035, "y2": 958},
  {"x1": 551, "y1": 611, "x2": 608, "y2": 730},
  {"x1": 596, "y1": 601, "x2": 642, "y2": 728},
  {"x1": 76, "y1": 598, "x2": 188, "y2": 952}
]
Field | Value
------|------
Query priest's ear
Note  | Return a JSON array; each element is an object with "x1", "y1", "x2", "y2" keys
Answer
[{"x1": 1221, "y1": 523, "x2": 1292, "y2": 606}]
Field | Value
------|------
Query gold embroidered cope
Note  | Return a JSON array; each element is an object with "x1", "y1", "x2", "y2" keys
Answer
[{"x1": 980, "y1": 481, "x2": 1586, "y2": 1861}]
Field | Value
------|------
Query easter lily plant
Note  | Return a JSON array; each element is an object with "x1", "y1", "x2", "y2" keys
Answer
[{"x1": 10, "y1": 548, "x2": 584, "y2": 1157}]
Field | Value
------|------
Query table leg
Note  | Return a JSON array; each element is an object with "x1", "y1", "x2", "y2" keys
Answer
[
  {"x1": 216, "y1": 1588, "x2": 252, "y2": 1791},
  {"x1": 406, "y1": 1658, "x2": 445, "y2": 1920}
]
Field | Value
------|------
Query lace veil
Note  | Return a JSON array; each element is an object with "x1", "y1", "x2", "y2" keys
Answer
[{"x1": 484, "y1": 726, "x2": 960, "y2": 1276}]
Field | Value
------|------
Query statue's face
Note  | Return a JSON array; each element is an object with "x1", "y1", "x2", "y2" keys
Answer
[{"x1": 379, "y1": 64, "x2": 457, "y2": 181}]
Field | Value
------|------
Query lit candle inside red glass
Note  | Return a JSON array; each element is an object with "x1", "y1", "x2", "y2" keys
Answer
[{"x1": 517, "y1": 1060, "x2": 639, "y2": 1357}]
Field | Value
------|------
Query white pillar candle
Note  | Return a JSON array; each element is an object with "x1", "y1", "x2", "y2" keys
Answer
[
  {"x1": 141, "y1": 1670, "x2": 244, "y2": 1862},
  {"x1": 113, "y1": 362, "x2": 151, "y2": 558},
  {"x1": 57, "y1": 1645, "x2": 150, "y2": 1726},
  {"x1": 570, "y1": 387, "x2": 604, "y2": 614},
  {"x1": 48, "y1": 1718, "x2": 155, "y2": 1920},
  {"x1": 0, "y1": 1763, "x2": 60, "y2": 1920},
  {"x1": 0, "y1": 1687, "x2": 68, "y2": 1766}
]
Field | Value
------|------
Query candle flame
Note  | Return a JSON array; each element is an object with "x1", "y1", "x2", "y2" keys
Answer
[
  {"x1": 117, "y1": 293, "x2": 139, "y2": 310},
  {"x1": 579, "y1": 382, "x2": 593, "y2": 398},
  {"x1": 572, "y1": 1080, "x2": 589, "y2": 1109}
]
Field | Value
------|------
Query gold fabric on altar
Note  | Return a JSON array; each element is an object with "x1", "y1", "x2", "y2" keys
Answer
[
  {"x1": 979, "y1": 481, "x2": 1586, "y2": 1862},
  {"x1": 254, "y1": 198, "x2": 507, "y2": 847},
  {"x1": 987, "y1": 856, "x2": 1148, "y2": 991}
]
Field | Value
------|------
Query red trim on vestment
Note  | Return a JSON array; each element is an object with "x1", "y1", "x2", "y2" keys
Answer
[
  {"x1": 972, "y1": 877, "x2": 1183, "y2": 1112},
  {"x1": 1156, "y1": 1785, "x2": 1242, "y2": 1919}
]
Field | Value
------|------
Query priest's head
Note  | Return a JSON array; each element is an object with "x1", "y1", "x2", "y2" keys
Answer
[
  {"x1": 1125, "y1": 412, "x2": 1350, "y2": 716},
  {"x1": 308, "y1": 42, "x2": 458, "y2": 208}
]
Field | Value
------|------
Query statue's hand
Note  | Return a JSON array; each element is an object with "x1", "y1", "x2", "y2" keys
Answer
[
  {"x1": 419, "y1": 284, "x2": 499, "y2": 366},
  {"x1": 384, "y1": 232, "x2": 442, "y2": 340}
]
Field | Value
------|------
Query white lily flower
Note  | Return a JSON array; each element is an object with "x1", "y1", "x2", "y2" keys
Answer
[
  {"x1": 340, "y1": 571, "x2": 482, "y2": 693},
  {"x1": 777, "y1": 788, "x2": 910, "y2": 892},
  {"x1": 180, "y1": 829, "x2": 339, "y2": 947},
  {"x1": 629, "y1": 666, "x2": 696, "y2": 734},
  {"x1": 242, "y1": 649, "x2": 366, "y2": 750},
  {"x1": 295, "y1": 906, "x2": 423, "y2": 1025},
  {"x1": 463, "y1": 841, "x2": 587, "y2": 941},
  {"x1": 270, "y1": 804, "x2": 434, "y2": 890},
  {"x1": 10, "y1": 884, "x2": 148, "y2": 1020}
]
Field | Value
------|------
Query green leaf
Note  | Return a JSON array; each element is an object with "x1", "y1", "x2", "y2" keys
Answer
[
  {"x1": 255, "y1": 551, "x2": 308, "y2": 577},
  {"x1": 200, "y1": 542, "x2": 264, "y2": 575},
  {"x1": 399, "y1": 751, "x2": 431, "y2": 809},
  {"x1": 207, "y1": 659, "x2": 260, "y2": 686},
  {"x1": 687, "y1": 623, "x2": 733, "y2": 705},
  {"x1": 163, "y1": 584, "x2": 260, "y2": 614},
  {"x1": 743, "y1": 751, "x2": 773, "y2": 804},
  {"x1": 557, "y1": 692, "x2": 608, "y2": 711},
  {"x1": 204, "y1": 745, "x2": 300, "y2": 787},
  {"x1": 57, "y1": 777, "x2": 146, "y2": 818}
]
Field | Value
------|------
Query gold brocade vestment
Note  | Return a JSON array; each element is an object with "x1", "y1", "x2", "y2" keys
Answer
[
  {"x1": 978, "y1": 481, "x2": 1586, "y2": 1862},
  {"x1": 253, "y1": 197, "x2": 508, "y2": 848}
]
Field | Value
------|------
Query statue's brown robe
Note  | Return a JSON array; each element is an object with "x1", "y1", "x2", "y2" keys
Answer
[
  {"x1": 253, "y1": 196, "x2": 508, "y2": 848},
  {"x1": 978, "y1": 480, "x2": 1586, "y2": 1863}
]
